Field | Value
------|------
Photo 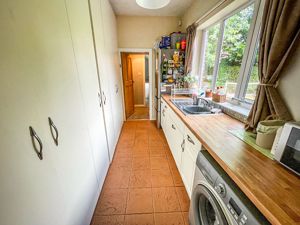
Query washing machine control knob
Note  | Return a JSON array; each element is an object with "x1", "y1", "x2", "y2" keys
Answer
[{"x1": 215, "y1": 183, "x2": 226, "y2": 197}]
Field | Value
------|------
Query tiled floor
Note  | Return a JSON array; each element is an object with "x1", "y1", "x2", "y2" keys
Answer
[
  {"x1": 91, "y1": 121, "x2": 190, "y2": 225},
  {"x1": 127, "y1": 107, "x2": 149, "y2": 120}
]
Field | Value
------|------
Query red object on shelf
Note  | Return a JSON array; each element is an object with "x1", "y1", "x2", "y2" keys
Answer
[{"x1": 181, "y1": 39, "x2": 186, "y2": 50}]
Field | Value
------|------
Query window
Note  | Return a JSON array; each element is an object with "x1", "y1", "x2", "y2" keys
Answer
[
  {"x1": 244, "y1": 43, "x2": 259, "y2": 101},
  {"x1": 201, "y1": 23, "x2": 221, "y2": 89},
  {"x1": 199, "y1": 0, "x2": 264, "y2": 104}
]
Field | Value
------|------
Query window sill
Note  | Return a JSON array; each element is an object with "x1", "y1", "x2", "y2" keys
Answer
[{"x1": 205, "y1": 98, "x2": 250, "y2": 123}]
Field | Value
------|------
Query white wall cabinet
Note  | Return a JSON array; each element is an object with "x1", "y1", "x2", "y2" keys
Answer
[
  {"x1": 89, "y1": 0, "x2": 124, "y2": 161},
  {"x1": 161, "y1": 98, "x2": 201, "y2": 198},
  {"x1": 0, "y1": 0, "x2": 122, "y2": 224},
  {"x1": 65, "y1": 0, "x2": 111, "y2": 192}
]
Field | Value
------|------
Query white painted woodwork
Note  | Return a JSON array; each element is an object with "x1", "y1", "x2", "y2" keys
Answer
[
  {"x1": 0, "y1": 0, "x2": 122, "y2": 224},
  {"x1": 65, "y1": 0, "x2": 110, "y2": 200},
  {"x1": 161, "y1": 99, "x2": 200, "y2": 198},
  {"x1": 89, "y1": 0, "x2": 124, "y2": 161}
]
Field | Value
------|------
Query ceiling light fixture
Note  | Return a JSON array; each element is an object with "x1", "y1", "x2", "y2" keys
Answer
[{"x1": 136, "y1": 0, "x2": 171, "y2": 9}]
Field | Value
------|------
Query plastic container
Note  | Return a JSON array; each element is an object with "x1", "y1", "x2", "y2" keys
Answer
[
  {"x1": 170, "y1": 32, "x2": 186, "y2": 49},
  {"x1": 256, "y1": 115, "x2": 285, "y2": 149},
  {"x1": 161, "y1": 36, "x2": 171, "y2": 48},
  {"x1": 181, "y1": 39, "x2": 186, "y2": 50}
]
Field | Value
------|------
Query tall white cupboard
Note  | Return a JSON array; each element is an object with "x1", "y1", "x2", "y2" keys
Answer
[{"x1": 0, "y1": 0, "x2": 123, "y2": 225}]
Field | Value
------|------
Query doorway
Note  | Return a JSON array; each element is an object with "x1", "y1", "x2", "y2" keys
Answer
[{"x1": 120, "y1": 52, "x2": 150, "y2": 120}]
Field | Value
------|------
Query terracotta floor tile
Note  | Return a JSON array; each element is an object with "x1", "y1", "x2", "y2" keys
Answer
[
  {"x1": 182, "y1": 212, "x2": 189, "y2": 225},
  {"x1": 170, "y1": 167, "x2": 184, "y2": 187},
  {"x1": 152, "y1": 187, "x2": 181, "y2": 212},
  {"x1": 132, "y1": 145, "x2": 150, "y2": 158},
  {"x1": 132, "y1": 157, "x2": 151, "y2": 170},
  {"x1": 124, "y1": 214, "x2": 154, "y2": 225},
  {"x1": 114, "y1": 147, "x2": 133, "y2": 158},
  {"x1": 165, "y1": 149, "x2": 173, "y2": 159},
  {"x1": 149, "y1": 146, "x2": 167, "y2": 157},
  {"x1": 118, "y1": 139, "x2": 135, "y2": 148},
  {"x1": 154, "y1": 212, "x2": 185, "y2": 225},
  {"x1": 175, "y1": 187, "x2": 190, "y2": 211},
  {"x1": 151, "y1": 169, "x2": 174, "y2": 187},
  {"x1": 114, "y1": 150, "x2": 133, "y2": 159},
  {"x1": 96, "y1": 189, "x2": 128, "y2": 215},
  {"x1": 150, "y1": 156, "x2": 169, "y2": 170},
  {"x1": 149, "y1": 136, "x2": 163, "y2": 143},
  {"x1": 92, "y1": 215, "x2": 125, "y2": 225},
  {"x1": 129, "y1": 170, "x2": 152, "y2": 188},
  {"x1": 135, "y1": 138, "x2": 149, "y2": 146},
  {"x1": 110, "y1": 157, "x2": 132, "y2": 171},
  {"x1": 149, "y1": 139, "x2": 164, "y2": 147},
  {"x1": 126, "y1": 188, "x2": 153, "y2": 214},
  {"x1": 103, "y1": 169, "x2": 131, "y2": 189},
  {"x1": 118, "y1": 136, "x2": 135, "y2": 143}
]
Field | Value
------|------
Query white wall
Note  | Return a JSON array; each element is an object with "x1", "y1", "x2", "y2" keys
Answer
[
  {"x1": 117, "y1": 16, "x2": 181, "y2": 48},
  {"x1": 181, "y1": 0, "x2": 222, "y2": 29},
  {"x1": 278, "y1": 43, "x2": 300, "y2": 121}
]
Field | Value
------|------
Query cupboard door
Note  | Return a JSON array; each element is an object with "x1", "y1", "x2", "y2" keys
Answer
[
  {"x1": 100, "y1": 0, "x2": 124, "y2": 139},
  {"x1": 65, "y1": 0, "x2": 110, "y2": 194},
  {"x1": 180, "y1": 147, "x2": 195, "y2": 197},
  {"x1": 168, "y1": 121, "x2": 184, "y2": 168},
  {"x1": 89, "y1": 0, "x2": 117, "y2": 161},
  {"x1": 0, "y1": 2, "x2": 67, "y2": 225},
  {"x1": 21, "y1": 1, "x2": 99, "y2": 224}
]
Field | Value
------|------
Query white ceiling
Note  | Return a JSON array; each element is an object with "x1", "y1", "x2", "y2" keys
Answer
[{"x1": 109, "y1": 0, "x2": 194, "y2": 16}]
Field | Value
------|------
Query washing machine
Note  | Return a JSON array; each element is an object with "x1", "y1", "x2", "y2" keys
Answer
[{"x1": 189, "y1": 150, "x2": 270, "y2": 225}]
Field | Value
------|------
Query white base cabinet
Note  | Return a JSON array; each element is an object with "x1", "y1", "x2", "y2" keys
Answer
[{"x1": 161, "y1": 98, "x2": 201, "y2": 197}]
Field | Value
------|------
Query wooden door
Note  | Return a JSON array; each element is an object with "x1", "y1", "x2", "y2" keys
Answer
[{"x1": 121, "y1": 53, "x2": 135, "y2": 118}]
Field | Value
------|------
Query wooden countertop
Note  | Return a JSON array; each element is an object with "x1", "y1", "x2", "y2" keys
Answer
[{"x1": 162, "y1": 95, "x2": 300, "y2": 225}]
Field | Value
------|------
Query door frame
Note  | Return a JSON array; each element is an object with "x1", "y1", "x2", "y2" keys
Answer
[{"x1": 118, "y1": 48, "x2": 154, "y2": 120}]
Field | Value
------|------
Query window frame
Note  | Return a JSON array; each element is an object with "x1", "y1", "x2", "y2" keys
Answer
[{"x1": 198, "y1": 0, "x2": 265, "y2": 105}]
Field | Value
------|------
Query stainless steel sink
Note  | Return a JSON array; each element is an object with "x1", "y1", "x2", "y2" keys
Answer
[
  {"x1": 171, "y1": 99, "x2": 215, "y2": 115},
  {"x1": 182, "y1": 105, "x2": 211, "y2": 114}
]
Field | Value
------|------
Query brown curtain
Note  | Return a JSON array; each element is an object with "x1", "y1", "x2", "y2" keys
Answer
[
  {"x1": 247, "y1": 0, "x2": 300, "y2": 129},
  {"x1": 185, "y1": 24, "x2": 197, "y2": 74}
]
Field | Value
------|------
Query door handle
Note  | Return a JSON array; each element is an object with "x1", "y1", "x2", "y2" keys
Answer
[
  {"x1": 98, "y1": 92, "x2": 102, "y2": 107},
  {"x1": 102, "y1": 91, "x2": 107, "y2": 105},
  {"x1": 48, "y1": 117, "x2": 59, "y2": 146},
  {"x1": 29, "y1": 126, "x2": 43, "y2": 160},
  {"x1": 181, "y1": 139, "x2": 185, "y2": 152},
  {"x1": 172, "y1": 124, "x2": 176, "y2": 130},
  {"x1": 187, "y1": 135, "x2": 195, "y2": 145}
]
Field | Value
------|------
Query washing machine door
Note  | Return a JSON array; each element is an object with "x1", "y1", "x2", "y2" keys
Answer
[{"x1": 191, "y1": 183, "x2": 229, "y2": 225}]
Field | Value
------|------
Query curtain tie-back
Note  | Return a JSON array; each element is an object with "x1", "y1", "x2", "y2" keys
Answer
[{"x1": 258, "y1": 80, "x2": 279, "y2": 88}]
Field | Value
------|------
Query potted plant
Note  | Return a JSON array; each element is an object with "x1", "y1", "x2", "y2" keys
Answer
[{"x1": 184, "y1": 74, "x2": 198, "y2": 89}]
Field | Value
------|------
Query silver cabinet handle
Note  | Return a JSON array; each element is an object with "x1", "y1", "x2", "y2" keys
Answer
[
  {"x1": 102, "y1": 91, "x2": 107, "y2": 105},
  {"x1": 48, "y1": 117, "x2": 59, "y2": 146},
  {"x1": 172, "y1": 124, "x2": 176, "y2": 130},
  {"x1": 187, "y1": 135, "x2": 195, "y2": 145},
  {"x1": 115, "y1": 85, "x2": 119, "y2": 94},
  {"x1": 98, "y1": 92, "x2": 102, "y2": 108},
  {"x1": 29, "y1": 126, "x2": 43, "y2": 160},
  {"x1": 162, "y1": 109, "x2": 165, "y2": 117},
  {"x1": 181, "y1": 139, "x2": 185, "y2": 152}
]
